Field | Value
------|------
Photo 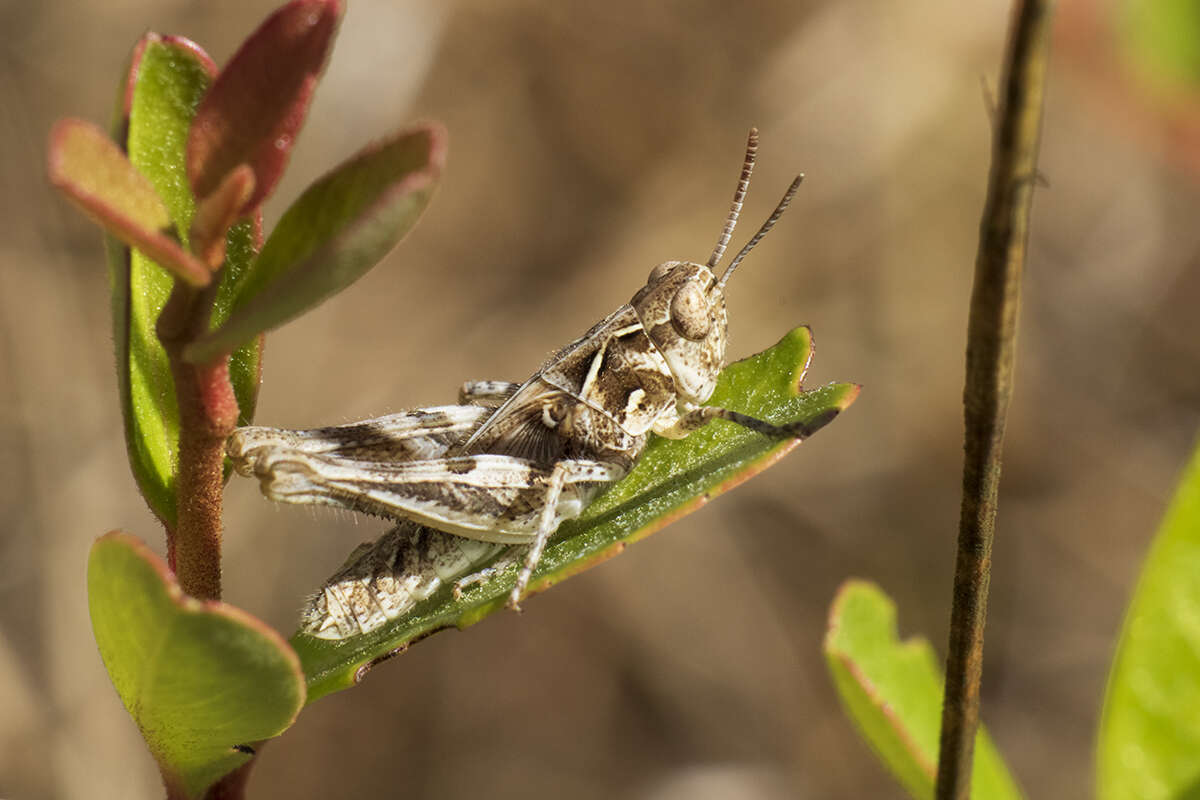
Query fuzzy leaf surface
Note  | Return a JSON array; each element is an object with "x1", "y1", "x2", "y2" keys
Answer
[
  {"x1": 824, "y1": 580, "x2": 1022, "y2": 800},
  {"x1": 88, "y1": 532, "x2": 304, "y2": 799},
  {"x1": 292, "y1": 326, "x2": 858, "y2": 701}
]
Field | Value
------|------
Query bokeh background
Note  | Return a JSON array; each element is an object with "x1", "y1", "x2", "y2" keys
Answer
[{"x1": 4, "y1": 0, "x2": 1199, "y2": 797}]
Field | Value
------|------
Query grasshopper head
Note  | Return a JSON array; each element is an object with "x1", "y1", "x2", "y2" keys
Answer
[
  {"x1": 631, "y1": 129, "x2": 803, "y2": 407},
  {"x1": 632, "y1": 261, "x2": 727, "y2": 404}
]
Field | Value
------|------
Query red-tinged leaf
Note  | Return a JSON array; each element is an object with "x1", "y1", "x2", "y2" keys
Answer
[
  {"x1": 824, "y1": 581, "x2": 1023, "y2": 800},
  {"x1": 187, "y1": 0, "x2": 343, "y2": 211},
  {"x1": 184, "y1": 123, "x2": 444, "y2": 363},
  {"x1": 191, "y1": 165, "x2": 256, "y2": 268},
  {"x1": 48, "y1": 118, "x2": 211, "y2": 287}
]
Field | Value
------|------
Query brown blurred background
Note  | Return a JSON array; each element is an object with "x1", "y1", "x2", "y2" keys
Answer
[{"x1": 4, "y1": 0, "x2": 1199, "y2": 797}]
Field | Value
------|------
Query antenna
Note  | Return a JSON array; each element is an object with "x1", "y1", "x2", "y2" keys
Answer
[
  {"x1": 706, "y1": 128, "x2": 758, "y2": 269},
  {"x1": 715, "y1": 174, "x2": 803, "y2": 294}
]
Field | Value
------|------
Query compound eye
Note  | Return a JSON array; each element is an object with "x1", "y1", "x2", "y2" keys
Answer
[
  {"x1": 669, "y1": 282, "x2": 711, "y2": 340},
  {"x1": 647, "y1": 262, "x2": 674, "y2": 283}
]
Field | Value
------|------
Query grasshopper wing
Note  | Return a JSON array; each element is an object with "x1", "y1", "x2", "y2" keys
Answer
[{"x1": 229, "y1": 404, "x2": 492, "y2": 474}]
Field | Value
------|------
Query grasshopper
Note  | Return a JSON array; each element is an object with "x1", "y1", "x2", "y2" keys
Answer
[{"x1": 229, "y1": 128, "x2": 822, "y2": 626}]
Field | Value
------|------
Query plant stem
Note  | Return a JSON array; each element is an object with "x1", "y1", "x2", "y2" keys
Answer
[
  {"x1": 935, "y1": 1, "x2": 1052, "y2": 797},
  {"x1": 159, "y1": 280, "x2": 239, "y2": 601}
]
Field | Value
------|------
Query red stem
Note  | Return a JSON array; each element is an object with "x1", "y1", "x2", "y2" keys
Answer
[
  {"x1": 158, "y1": 279, "x2": 258, "y2": 796},
  {"x1": 158, "y1": 281, "x2": 238, "y2": 601}
]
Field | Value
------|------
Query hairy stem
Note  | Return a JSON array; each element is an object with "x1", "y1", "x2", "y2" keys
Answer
[
  {"x1": 158, "y1": 280, "x2": 239, "y2": 601},
  {"x1": 935, "y1": 1, "x2": 1053, "y2": 797}
]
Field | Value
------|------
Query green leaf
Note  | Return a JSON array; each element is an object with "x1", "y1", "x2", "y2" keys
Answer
[
  {"x1": 292, "y1": 326, "x2": 858, "y2": 701},
  {"x1": 109, "y1": 35, "x2": 263, "y2": 526},
  {"x1": 1097, "y1": 443, "x2": 1200, "y2": 799},
  {"x1": 185, "y1": 123, "x2": 445, "y2": 363},
  {"x1": 88, "y1": 532, "x2": 304, "y2": 798},
  {"x1": 187, "y1": 0, "x2": 343, "y2": 211},
  {"x1": 824, "y1": 581, "x2": 1022, "y2": 800}
]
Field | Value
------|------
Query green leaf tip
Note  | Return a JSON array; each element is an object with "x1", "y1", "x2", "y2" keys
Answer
[
  {"x1": 88, "y1": 532, "x2": 305, "y2": 799},
  {"x1": 1097, "y1": 443, "x2": 1200, "y2": 799},
  {"x1": 292, "y1": 325, "x2": 857, "y2": 702},
  {"x1": 118, "y1": 35, "x2": 217, "y2": 124},
  {"x1": 824, "y1": 580, "x2": 1022, "y2": 800}
]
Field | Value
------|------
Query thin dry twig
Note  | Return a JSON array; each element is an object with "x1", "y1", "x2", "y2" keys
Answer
[{"x1": 935, "y1": 1, "x2": 1053, "y2": 797}]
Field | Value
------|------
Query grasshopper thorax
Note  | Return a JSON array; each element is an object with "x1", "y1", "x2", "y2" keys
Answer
[{"x1": 631, "y1": 260, "x2": 728, "y2": 405}]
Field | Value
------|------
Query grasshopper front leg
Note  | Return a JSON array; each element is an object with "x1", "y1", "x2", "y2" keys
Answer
[{"x1": 654, "y1": 403, "x2": 842, "y2": 441}]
